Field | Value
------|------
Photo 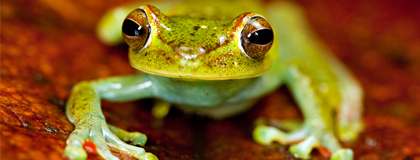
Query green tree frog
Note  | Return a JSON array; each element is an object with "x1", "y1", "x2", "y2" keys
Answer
[{"x1": 64, "y1": 0, "x2": 363, "y2": 160}]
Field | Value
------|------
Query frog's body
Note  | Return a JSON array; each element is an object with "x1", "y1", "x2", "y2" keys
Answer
[
  {"x1": 65, "y1": 0, "x2": 363, "y2": 160},
  {"x1": 150, "y1": 76, "x2": 260, "y2": 118}
]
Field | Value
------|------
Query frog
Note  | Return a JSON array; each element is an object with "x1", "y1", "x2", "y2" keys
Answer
[{"x1": 64, "y1": 0, "x2": 363, "y2": 160}]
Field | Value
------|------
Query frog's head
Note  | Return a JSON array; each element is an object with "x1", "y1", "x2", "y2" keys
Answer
[{"x1": 122, "y1": 5, "x2": 274, "y2": 80}]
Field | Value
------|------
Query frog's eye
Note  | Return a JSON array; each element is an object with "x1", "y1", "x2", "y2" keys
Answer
[
  {"x1": 122, "y1": 9, "x2": 151, "y2": 51},
  {"x1": 240, "y1": 16, "x2": 274, "y2": 59}
]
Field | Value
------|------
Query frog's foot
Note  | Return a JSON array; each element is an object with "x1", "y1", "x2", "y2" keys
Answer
[
  {"x1": 64, "y1": 115, "x2": 157, "y2": 160},
  {"x1": 253, "y1": 125, "x2": 353, "y2": 160}
]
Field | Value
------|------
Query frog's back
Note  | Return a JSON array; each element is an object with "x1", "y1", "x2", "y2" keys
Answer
[{"x1": 166, "y1": 0, "x2": 266, "y2": 19}]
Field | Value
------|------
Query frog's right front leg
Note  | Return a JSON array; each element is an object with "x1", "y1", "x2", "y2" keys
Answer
[{"x1": 65, "y1": 74, "x2": 158, "y2": 160}]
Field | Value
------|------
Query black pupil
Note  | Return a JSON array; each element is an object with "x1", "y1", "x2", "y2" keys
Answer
[
  {"x1": 248, "y1": 29, "x2": 273, "y2": 45},
  {"x1": 122, "y1": 19, "x2": 142, "y2": 36}
]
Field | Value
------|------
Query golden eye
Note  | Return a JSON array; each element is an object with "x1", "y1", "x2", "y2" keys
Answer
[
  {"x1": 122, "y1": 9, "x2": 151, "y2": 51},
  {"x1": 241, "y1": 16, "x2": 274, "y2": 59}
]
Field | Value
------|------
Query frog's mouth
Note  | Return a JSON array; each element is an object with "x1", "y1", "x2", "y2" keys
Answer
[
  {"x1": 137, "y1": 66, "x2": 269, "y2": 80},
  {"x1": 129, "y1": 50, "x2": 272, "y2": 81}
]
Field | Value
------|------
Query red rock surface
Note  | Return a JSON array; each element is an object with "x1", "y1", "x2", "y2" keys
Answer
[{"x1": 1, "y1": 0, "x2": 420, "y2": 159}]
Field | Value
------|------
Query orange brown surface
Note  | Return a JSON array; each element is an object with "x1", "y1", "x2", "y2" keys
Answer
[{"x1": 1, "y1": 0, "x2": 420, "y2": 159}]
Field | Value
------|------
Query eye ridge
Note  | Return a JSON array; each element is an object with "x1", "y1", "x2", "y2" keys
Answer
[
  {"x1": 122, "y1": 19, "x2": 144, "y2": 37},
  {"x1": 247, "y1": 29, "x2": 273, "y2": 45}
]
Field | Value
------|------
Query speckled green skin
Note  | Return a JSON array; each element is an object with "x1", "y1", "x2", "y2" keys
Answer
[
  {"x1": 129, "y1": 5, "x2": 272, "y2": 80},
  {"x1": 65, "y1": 1, "x2": 363, "y2": 160}
]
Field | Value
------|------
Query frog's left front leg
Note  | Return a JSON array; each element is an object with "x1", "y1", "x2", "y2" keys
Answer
[
  {"x1": 286, "y1": 66, "x2": 353, "y2": 159},
  {"x1": 64, "y1": 74, "x2": 158, "y2": 160},
  {"x1": 254, "y1": 66, "x2": 354, "y2": 159}
]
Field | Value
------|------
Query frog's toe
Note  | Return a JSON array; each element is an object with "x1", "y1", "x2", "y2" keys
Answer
[
  {"x1": 289, "y1": 136, "x2": 354, "y2": 159},
  {"x1": 254, "y1": 118, "x2": 302, "y2": 132},
  {"x1": 91, "y1": 132, "x2": 121, "y2": 160},
  {"x1": 64, "y1": 141, "x2": 88, "y2": 160},
  {"x1": 131, "y1": 133, "x2": 148, "y2": 146},
  {"x1": 253, "y1": 125, "x2": 320, "y2": 159},
  {"x1": 253, "y1": 125, "x2": 307, "y2": 145},
  {"x1": 108, "y1": 124, "x2": 148, "y2": 146},
  {"x1": 65, "y1": 127, "x2": 119, "y2": 160},
  {"x1": 253, "y1": 124, "x2": 354, "y2": 159},
  {"x1": 289, "y1": 136, "x2": 319, "y2": 159},
  {"x1": 105, "y1": 130, "x2": 158, "y2": 160},
  {"x1": 139, "y1": 152, "x2": 159, "y2": 160},
  {"x1": 331, "y1": 149, "x2": 353, "y2": 160},
  {"x1": 65, "y1": 117, "x2": 157, "y2": 160},
  {"x1": 253, "y1": 125, "x2": 287, "y2": 144},
  {"x1": 65, "y1": 128, "x2": 89, "y2": 160}
]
